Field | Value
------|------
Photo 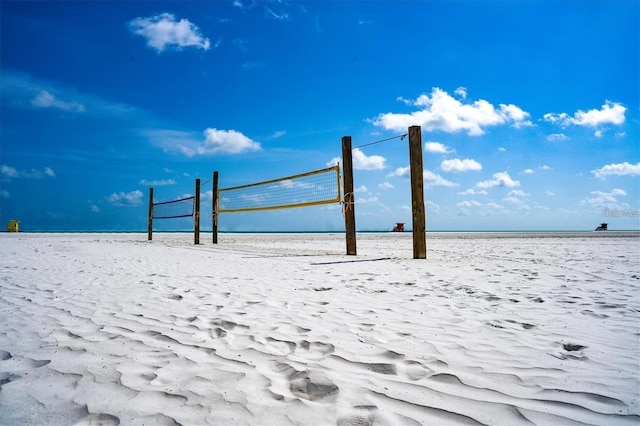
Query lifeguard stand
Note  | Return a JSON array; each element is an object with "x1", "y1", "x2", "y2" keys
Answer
[
  {"x1": 392, "y1": 222, "x2": 405, "y2": 232},
  {"x1": 6, "y1": 220, "x2": 19, "y2": 232}
]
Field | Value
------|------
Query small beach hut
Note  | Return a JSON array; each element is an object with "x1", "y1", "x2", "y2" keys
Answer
[{"x1": 6, "y1": 220, "x2": 19, "y2": 232}]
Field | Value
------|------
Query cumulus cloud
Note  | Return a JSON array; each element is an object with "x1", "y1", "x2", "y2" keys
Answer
[
  {"x1": 379, "y1": 182, "x2": 394, "y2": 189},
  {"x1": 457, "y1": 200, "x2": 482, "y2": 207},
  {"x1": 440, "y1": 158, "x2": 482, "y2": 172},
  {"x1": 106, "y1": 190, "x2": 144, "y2": 206},
  {"x1": 424, "y1": 141, "x2": 454, "y2": 154},
  {"x1": 457, "y1": 188, "x2": 487, "y2": 195},
  {"x1": 544, "y1": 101, "x2": 626, "y2": 127},
  {"x1": 328, "y1": 148, "x2": 386, "y2": 170},
  {"x1": 454, "y1": 86, "x2": 467, "y2": 99},
  {"x1": 592, "y1": 161, "x2": 640, "y2": 179},
  {"x1": 581, "y1": 189, "x2": 627, "y2": 207},
  {"x1": 424, "y1": 170, "x2": 458, "y2": 188},
  {"x1": 387, "y1": 166, "x2": 410, "y2": 178},
  {"x1": 387, "y1": 166, "x2": 457, "y2": 187},
  {"x1": 32, "y1": 90, "x2": 85, "y2": 112},
  {"x1": 1, "y1": 164, "x2": 56, "y2": 179},
  {"x1": 183, "y1": 128, "x2": 261, "y2": 156},
  {"x1": 477, "y1": 171, "x2": 520, "y2": 188},
  {"x1": 129, "y1": 13, "x2": 210, "y2": 52},
  {"x1": 352, "y1": 149, "x2": 386, "y2": 170},
  {"x1": 373, "y1": 88, "x2": 531, "y2": 135}
]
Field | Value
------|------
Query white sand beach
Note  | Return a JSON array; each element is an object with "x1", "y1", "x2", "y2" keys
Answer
[{"x1": 1, "y1": 232, "x2": 639, "y2": 425}]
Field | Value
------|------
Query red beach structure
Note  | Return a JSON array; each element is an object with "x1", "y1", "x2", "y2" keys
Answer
[{"x1": 392, "y1": 222, "x2": 405, "y2": 232}]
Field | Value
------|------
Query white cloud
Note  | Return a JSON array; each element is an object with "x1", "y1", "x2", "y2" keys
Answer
[
  {"x1": 358, "y1": 196, "x2": 380, "y2": 204},
  {"x1": 454, "y1": 86, "x2": 467, "y2": 99},
  {"x1": 592, "y1": 162, "x2": 640, "y2": 179},
  {"x1": 129, "y1": 13, "x2": 210, "y2": 52},
  {"x1": 329, "y1": 149, "x2": 386, "y2": 171},
  {"x1": 581, "y1": 189, "x2": 627, "y2": 207},
  {"x1": 373, "y1": 87, "x2": 531, "y2": 136},
  {"x1": 498, "y1": 147, "x2": 506, "y2": 152},
  {"x1": 355, "y1": 185, "x2": 368, "y2": 193},
  {"x1": 457, "y1": 200, "x2": 482, "y2": 207},
  {"x1": 457, "y1": 188, "x2": 487, "y2": 195},
  {"x1": 1, "y1": 164, "x2": 56, "y2": 179},
  {"x1": 265, "y1": 7, "x2": 289, "y2": 20},
  {"x1": 424, "y1": 170, "x2": 458, "y2": 188},
  {"x1": 547, "y1": 133, "x2": 568, "y2": 141},
  {"x1": 544, "y1": 101, "x2": 626, "y2": 127},
  {"x1": 90, "y1": 204, "x2": 100, "y2": 213},
  {"x1": 507, "y1": 190, "x2": 528, "y2": 197},
  {"x1": 379, "y1": 182, "x2": 394, "y2": 189},
  {"x1": 424, "y1": 141, "x2": 453, "y2": 154},
  {"x1": 387, "y1": 166, "x2": 409, "y2": 178},
  {"x1": 523, "y1": 169, "x2": 534, "y2": 174},
  {"x1": 271, "y1": 130, "x2": 286, "y2": 138},
  {"x1": 182, "y1": 128, "x2": 261, "y2": 156},
  {"x1": 106, "y1": 190, "x2": 144, "y2": 206},
  {"x1": 139, "y1": 179, "x2": 176, "y2": 186},
  {"x1": 353, "y1": 148, "x2": 386, "y2": 170},
  {"x1": 477, "y1": 171, "x2": 520, "y2": 189},
  {"x1": 426, "y1": 200, "x2": 440, "y2": 213},
  {"x1": 32, "y1": 90, "x2": 85, "y2": 112},
  {"x1": 440, "y1": 158, "x2": 482, "y2": 172},
  {"x1": 387, "y1": 166, "x2": 457, "y2": 187}
]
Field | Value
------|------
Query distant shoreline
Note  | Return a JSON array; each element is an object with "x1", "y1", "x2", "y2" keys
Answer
[{"x1": 4, "y1": 230, "x2": 640, "y2": 239}]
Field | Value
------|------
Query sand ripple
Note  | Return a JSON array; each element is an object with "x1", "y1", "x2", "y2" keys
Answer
[{"x1": 1, "y1": 232, "x2": 639, "y2": 425}]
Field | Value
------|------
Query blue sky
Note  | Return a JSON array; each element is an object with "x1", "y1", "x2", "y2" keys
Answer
[{"x1": 1, "y1": 0, "x2": 638, "y2": 232}]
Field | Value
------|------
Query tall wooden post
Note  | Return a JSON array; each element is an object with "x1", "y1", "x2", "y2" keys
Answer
[
  {"x1": 342, "y1": 136, "x2": 357, "y2": 255},
  {"x1": 148, "y1": 187, "x2": 154, "y2": 241},
  {"x1": 408, "y1": 126, "x2": 426, "y2": 259},
  {"x1": 194, "y1": 178, "x2": 200, "y2": 245},
  {"x1": 212, "y1": 171, "x2": 219, "y2": 244}
]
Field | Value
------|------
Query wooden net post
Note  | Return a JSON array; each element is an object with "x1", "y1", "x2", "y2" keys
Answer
[
  {"x1": 342, "y1": 136, "x2": 357, "y2": 255},
  {"x1": 194, "y1": 178, "x2": 200, "y2": 245},
  {"x1": 148, "y1": 187, "x2": 153, "y2": 241},
  {"x1": 212, "y1": 171, "x2": 219, "y2": 244},
  {"x1": 409, "y1": 125, "x2": 426, "y2": 259}
]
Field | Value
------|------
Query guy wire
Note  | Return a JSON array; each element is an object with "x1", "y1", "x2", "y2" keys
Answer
[{"x1": 353, "y1": 133, "x2": 408, "y2": 150}]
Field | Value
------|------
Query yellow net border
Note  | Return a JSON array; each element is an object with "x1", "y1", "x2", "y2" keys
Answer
[{"x1": 218, "y1": 165, "x2": 341, "y2": 213}]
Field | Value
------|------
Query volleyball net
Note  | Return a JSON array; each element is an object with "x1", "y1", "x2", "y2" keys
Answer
[
  {"x1": 217, "y1": 165, "x2": 341, "y2": 213},
  {"x1": 148, "y1": 179, "x2": 202, "y2": 243},
  {"x1": 152, "y1": 195, "x2": 195, "y2": 219}
]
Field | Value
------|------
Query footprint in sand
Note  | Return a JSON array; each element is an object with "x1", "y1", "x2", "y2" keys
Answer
[
  {"x1": 296, "y1": 341, "x2": 335, "y2": 360},
  {"x1": 289, "y1": 369, "x2": 339, "y2": 402}
]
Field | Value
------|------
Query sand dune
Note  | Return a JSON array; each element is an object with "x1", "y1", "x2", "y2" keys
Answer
[{"x1": 1, "y1": 232, "x2": 639, "y2": 425}]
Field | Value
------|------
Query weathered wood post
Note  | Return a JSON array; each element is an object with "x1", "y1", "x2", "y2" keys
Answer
[
  {"x1": 194, "y1": 178, "x2": 200, "y2": 245},
  {"x1": 408, "y1": 126, "x2": 426, "y2": 259},
  {"x1": 212, "y1": 171, "x2": 219, "y2": 244},
  {"x1": 342, "y1": 136, "x2": 357, "y2": 255},
  {"x1": 148, "y1": 187, "x2": 154, "y2": 241}
]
